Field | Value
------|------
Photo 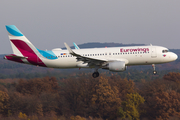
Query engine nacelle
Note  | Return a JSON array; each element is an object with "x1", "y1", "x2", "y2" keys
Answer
[{"x1": 103, "y1": 61, "x2": 126, "y2": 72}]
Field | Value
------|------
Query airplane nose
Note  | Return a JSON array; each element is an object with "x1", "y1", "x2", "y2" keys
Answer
[{"x1": 173, "y1": 53, "x2": 178, "y2": 60}]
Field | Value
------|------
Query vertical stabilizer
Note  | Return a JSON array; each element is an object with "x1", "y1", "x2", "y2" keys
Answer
[
  {"x1": 6, "y1": 25, "x2": 38, "y2": 56},
  {"x1": 5, "y1": 25, "x2": 46, "y2": 67}
]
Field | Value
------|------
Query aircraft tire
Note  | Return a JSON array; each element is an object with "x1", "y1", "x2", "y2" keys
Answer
[
  {"x1": 153, "y1": 71, "x2": 157, "y2": 75},
  {"x1": 92, "y1": 72, "x2": 99, "y2": 78}
]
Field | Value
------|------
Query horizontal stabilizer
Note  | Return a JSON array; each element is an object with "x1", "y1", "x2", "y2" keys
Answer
[{"x1": 5, "y1": 54, "x2": 27, "y2": 59}]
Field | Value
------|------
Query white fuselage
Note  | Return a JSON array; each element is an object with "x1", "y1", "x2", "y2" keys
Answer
[{"x1": 37, "y1": 45, "x2": 178, "y2": 68}]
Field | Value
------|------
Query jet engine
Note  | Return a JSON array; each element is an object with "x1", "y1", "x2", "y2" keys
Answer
[{"x1": 103, "y1": 61, "x2": 126, "y2": 72}]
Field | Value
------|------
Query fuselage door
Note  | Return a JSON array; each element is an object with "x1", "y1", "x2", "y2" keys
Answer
[{"x1": 151, "y1": 47, "x2": 157, "y2": 58}]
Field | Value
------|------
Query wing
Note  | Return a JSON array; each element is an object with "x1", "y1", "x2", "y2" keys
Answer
[
  {"x1": 64, "y1": 43, "x2": 108, "y2": 67},
  {"x1": 73, "y1": 42, "x2": 80, "y2": 49}
]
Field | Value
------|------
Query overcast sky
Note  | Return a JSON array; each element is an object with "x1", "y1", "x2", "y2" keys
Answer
[{"x1": 0, "y1": 0, "x2": 180, "y2": 54}]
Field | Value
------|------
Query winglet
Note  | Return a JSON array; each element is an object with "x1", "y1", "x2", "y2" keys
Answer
[
  {"x1": 73, "y1": 42, "x2": 80, "y2": 49},
  {"x1": 64, "y1": 43, "x2": 75, "y2": 54}
]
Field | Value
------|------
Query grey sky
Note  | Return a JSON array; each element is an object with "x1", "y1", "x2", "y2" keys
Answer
[{"x1": 0, "y1": 0, "x2": 180, "y2": 54}]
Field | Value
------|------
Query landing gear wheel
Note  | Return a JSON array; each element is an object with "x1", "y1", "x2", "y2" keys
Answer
[
  {"x1": 152, "y1": 64, "x2": 157, "y2": 75},
  {"x1": 92, "y1": 72, "x2": 99, "y2": 78},
  {"x1": 153, "y1": 71, "x2": 157, "y2": 75}
]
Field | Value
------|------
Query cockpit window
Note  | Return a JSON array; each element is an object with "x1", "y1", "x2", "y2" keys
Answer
[{"x1": 162, "y1": 50, "x2": 169, "y2": 53}]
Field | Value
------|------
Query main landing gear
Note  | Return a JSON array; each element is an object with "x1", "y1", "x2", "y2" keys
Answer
[
  {"x1": 92, "y1": 68, "x2": 99, "y2": 78},
  {"x1": 152, "y1": 64, "x2": 157, "y2": 75},
  {"x1": 92, "y1": 72, "x2": 99, "y2": 78}
]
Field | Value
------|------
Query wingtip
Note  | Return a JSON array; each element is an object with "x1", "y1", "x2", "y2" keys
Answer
[
  {"x1": 73, "y1": 42, "x2": 80, "y2": 49},
  {"x1": 64, "y1": 42, "x2": 69, "y2": 48},
  {"x1": 64, "y1": 42, "x2": 73, "y2": 54}
]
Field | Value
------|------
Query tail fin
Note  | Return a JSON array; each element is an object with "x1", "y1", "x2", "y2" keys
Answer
[
  {"x1": 5, "y1": 25, "x2": 46, "y2": 67},
  {"x1": 6, "y1": 25, "x2": 38, "y2": 57}
]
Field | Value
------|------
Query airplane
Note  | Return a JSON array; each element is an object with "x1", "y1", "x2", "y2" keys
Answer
[{"x1": 4, "y1": 25, "x2": 178, "y2": 78}]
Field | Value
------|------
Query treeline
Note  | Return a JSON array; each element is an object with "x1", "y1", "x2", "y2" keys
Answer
[
  {"x1": 0, "y1": 68, "x2": 180, "y2": 83},
  {"x1": 0, "y1": 73, "x2": 180, "y2": 120}
]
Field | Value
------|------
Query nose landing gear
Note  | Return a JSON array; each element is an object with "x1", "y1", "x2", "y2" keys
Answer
[{"x1": 152, "y1": 64, "x2": 157, "y2": 75}]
